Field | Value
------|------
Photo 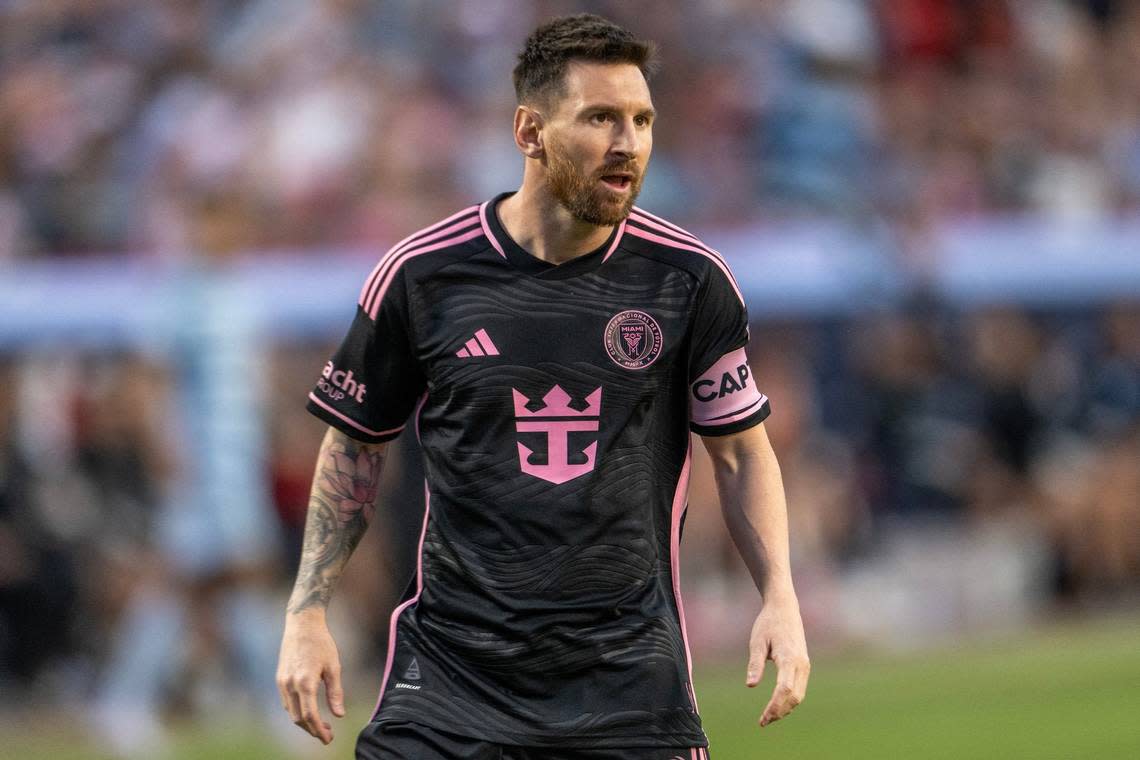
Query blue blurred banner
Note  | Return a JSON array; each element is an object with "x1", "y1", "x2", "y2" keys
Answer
[{"x1": 4, "y1": 215, "x2": 1139, "y2": 349}]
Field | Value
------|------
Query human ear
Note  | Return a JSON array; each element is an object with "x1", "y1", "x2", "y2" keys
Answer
[{"x1": 514, "y1": 106, "x2": 544, "y2": 159}]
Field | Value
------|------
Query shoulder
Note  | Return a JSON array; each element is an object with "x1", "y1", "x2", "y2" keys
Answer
[
  {"x1": 357, "y1": 203, "x2": 490, "y2": 317},
  {"x1": 622, "y1": 206, "x2": 744, "y2": 305}
]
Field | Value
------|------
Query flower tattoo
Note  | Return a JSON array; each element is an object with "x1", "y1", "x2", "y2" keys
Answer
[
  {"x1": 287, "y1": 431, "x2": 386, "y2": 614},
  {"x1": 326, "y1": 448, "x2": 380, "y2": 526}
]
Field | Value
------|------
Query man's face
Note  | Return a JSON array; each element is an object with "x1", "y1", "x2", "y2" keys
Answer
[{"x1": 540, "y1": 61, "x2": 655, "y2": 226}]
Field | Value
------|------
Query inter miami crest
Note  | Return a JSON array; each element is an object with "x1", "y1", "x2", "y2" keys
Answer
[{"x1": 604, "y1": 310, "x2": 663, "y2": 370}]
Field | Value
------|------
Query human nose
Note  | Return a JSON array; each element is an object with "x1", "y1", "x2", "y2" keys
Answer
[{"x1": 609, "y1": 117, "x2": 641, "y2": 160}]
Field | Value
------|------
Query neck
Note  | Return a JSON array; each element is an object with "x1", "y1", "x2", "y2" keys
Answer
[{"x1": 497, "y1": 179, "x2": 614, "y2": 265}]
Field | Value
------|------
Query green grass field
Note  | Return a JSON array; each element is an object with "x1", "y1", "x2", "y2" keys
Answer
[
  {"x1": 698, "y1": 616, "x2": 1140, "y2": 759},
  {"x1": 5, "y1": 615, "x2": 1139, "y2": 759}
]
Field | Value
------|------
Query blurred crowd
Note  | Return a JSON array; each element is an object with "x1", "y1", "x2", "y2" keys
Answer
[
  {"x1": 2, "y1": 0, "x2": 1140, "y2": 261},
  {"x1": 3, "y1": 0, "x2": 1140, "y2": 756},
  {"x1": 2, "y1": 302, "x2": 1137, "y2": 718}
]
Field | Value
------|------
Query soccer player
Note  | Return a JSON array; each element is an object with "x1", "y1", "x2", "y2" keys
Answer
[{"x1": 277, "y1": 14, "x2": 809, "y2": 759}]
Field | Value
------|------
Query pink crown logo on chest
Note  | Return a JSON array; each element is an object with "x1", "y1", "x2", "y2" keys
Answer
[
  {"x1": 511, "y1": 385, "x2": 603, "y2": 485},
  {"x1": 512, "y1": 385, "x2": 602, "y2": 418}
]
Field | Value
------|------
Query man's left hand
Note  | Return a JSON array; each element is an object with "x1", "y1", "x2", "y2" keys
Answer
[{"x1": 745, "y1": 596, "x2": 810, "y2": 727}]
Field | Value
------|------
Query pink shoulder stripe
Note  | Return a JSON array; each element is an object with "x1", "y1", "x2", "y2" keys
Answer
[
  {"x1": 308, "y1": 392, "x2": 405, "y2": 438},
  {"x1": 478, "y1": 200, "x2": 508, "y2": 259},
  {"x1": 630, "y1": 210, "x2": 729, "y2": 266},
  {"x1": 358, "y1": 205, "x2": 478, "y2": 305},
  {"x1": 358, "y1": 206, "x2": 479, "y2": 308},
  {"x1": 633, "y1": 205, "x2": 700, "y2": 242},
  {"x1": 629, "y1": 210, "x2": 742, "y2": 293},
  {"x1": 362, "y1": 216, "x2": 481, "y2": 313},
  {"x1": 625, "y1": 225, "x2": 746, "y2": 306},
  {"x1": 366, "y1": 226, "x2": 486, "y2": 319},
  {"x1": 361, "y1": 211, "x2": 480, "y2": 312}
]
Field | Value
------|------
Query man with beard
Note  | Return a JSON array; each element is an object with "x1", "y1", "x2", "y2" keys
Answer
[{"x1": 277, "y1": 14, "x2": 809, "y2": 759}]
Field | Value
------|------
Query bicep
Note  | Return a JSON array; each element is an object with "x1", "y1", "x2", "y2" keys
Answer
[{"x1": 311, "y1": 427, "x2": 391, "y2": 508}]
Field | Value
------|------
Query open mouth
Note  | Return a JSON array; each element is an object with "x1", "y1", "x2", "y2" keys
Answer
[{"x1": 600, "y1": 174, "x2": 633, "y2": 191}]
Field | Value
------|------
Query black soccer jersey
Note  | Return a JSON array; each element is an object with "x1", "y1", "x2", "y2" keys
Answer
[{"x1": 307, "y1": 193, "x2": 770, "y2": 749}]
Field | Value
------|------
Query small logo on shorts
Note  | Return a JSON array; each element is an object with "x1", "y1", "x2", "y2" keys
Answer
[
  {"x1": 604, "y1": 310, "x2": 663, "y2": 370},
  {"x1": 403, "y1": 658, "x2": 421, "y2": 681}
]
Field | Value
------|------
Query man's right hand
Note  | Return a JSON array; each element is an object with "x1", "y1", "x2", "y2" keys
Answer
[{"x1": 277, "y1": 610, "x2": 347, "y2": 745}]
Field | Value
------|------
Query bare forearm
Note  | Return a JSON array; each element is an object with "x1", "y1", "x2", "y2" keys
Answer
[
  {"x1": 704, "y1": 424, "x2": 809, "y2": 723},
  {"x1": 287, "y1": 428, "x2": 388, "y2": 615},
  {"x1": 705, "y1": 424, "x2": 796, "y2": 602}
]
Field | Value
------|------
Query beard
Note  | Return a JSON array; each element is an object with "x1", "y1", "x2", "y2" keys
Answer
[{"x1": 545, "y1": 140, "x2": 644, "y2": 226}]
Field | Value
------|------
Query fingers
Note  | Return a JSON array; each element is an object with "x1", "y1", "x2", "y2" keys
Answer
[
  {"x1": 298, "y1": 675, "x2": 334, "y2": 744},
  {"x1": 760, "y1": 655, "x2": 810, "y2": 727},
  {"x1": 277, "y1": 671, "x2": 334, "y2": 744},
  {"x1": 325, "y1": 663, "x2": 346, "y2": 718},
  {"x1": 745, "y1": 640, "x2": 769, "y2": 687},
  {"x1": 278, "y1": 618, "x2": 344, "y2": 744},
  {"x1": 277, "y1": 676, "x2": 294, "y2": 718},
  {"x1": 282, "y1": 683, "x2": 302, "y2": 727}
]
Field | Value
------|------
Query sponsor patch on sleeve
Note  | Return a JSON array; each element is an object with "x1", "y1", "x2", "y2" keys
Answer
[{"x1": 317, "y1": 361, "x2": 367, "y2": 404}]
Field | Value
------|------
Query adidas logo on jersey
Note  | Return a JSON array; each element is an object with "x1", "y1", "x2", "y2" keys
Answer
[{"x1": 456, "y1": 329, "x2": 500, "y2": 358}]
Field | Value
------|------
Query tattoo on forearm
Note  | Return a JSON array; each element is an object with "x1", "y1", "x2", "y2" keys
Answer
[{"x1": 288, "y1": 431, "x2": 385, "y2": 613}]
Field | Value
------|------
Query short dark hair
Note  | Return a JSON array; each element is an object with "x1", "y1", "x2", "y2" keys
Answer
[{"x1": 513, "y1": 14, "x2": 659, "y2": 106}]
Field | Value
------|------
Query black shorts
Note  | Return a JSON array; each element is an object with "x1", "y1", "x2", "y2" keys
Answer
[{"x1": 357, "y1": 721, "x2": 711, "y2": 760}]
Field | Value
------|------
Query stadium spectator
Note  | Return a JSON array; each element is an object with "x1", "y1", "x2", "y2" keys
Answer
[{"x1": 3, "y1": 1, "x2": 1140, "y2": 259}]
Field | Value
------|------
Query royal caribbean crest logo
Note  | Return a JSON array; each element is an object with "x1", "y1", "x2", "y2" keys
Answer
[
  {"x1": 512, "y1": 385, "x2": 602, "y2": 485},
  {"x1": 604, "y1": 310, "x2": 663, "y2": 370}
]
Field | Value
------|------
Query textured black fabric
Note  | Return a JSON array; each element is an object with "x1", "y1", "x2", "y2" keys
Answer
[
  {"x1": 311, "y1": 195, "x2": 767, "y2": 748},
  {"x1": 356, "y1": 720, "x2": 712, "y2": 759}
]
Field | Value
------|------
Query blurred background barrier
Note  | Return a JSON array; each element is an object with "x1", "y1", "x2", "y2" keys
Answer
[
  {"x1": 4, "y1": 213, "x2": 1140, "y2": 342},
  {"x1": 2, "y1": 1, "x2": 1139, "y2": 758}
]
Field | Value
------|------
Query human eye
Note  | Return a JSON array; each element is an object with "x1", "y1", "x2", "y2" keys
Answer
[{"x1": 590, "y1": 111, "x2": 613, "y2": 125}]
